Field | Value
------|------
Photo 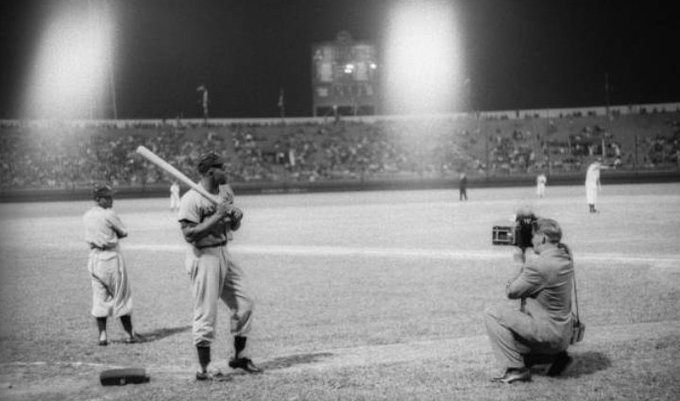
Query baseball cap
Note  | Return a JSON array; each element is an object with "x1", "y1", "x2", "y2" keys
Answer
[
  {"x1": 533, "y1": 218, "x2": 562, "y2": 243},
  {"x1": 197, "y1": 152, "x2": 225, "y2": 174},
  {"x1": 92, "y1": 184, "x2": 114, "y2": 199}
]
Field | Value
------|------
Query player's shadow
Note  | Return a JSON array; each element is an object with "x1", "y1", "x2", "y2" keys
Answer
[
  {"x1": 258, "y1": 352, "x2": 334, "y2": 371},
  {"x1": 563, "y1": 351, "x2": 611, "y2": 378},
  {"x1": 530, "y1": 351, "x2": 611, "y2": 379},
  {"x1": 136, "y1": 325, "x2": 192, "y2": 343}
]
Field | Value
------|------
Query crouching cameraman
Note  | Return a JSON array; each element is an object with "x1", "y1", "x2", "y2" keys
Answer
[{"x1": 484, "y1": 218, "x2": 574, "y2": 383}]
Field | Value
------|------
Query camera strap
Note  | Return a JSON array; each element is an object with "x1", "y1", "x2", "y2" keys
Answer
[
  {"x1": 572, "y1": 265, "x2": 580, "y2": 324},
  {"x1": 560, "y1": 243, "x2": 580, "y2": 323}
]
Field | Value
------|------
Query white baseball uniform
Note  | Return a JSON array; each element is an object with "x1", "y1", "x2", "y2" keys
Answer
[
  {"x1": 83, "y1": 205, "x2": 133, "y2": 318},
  {"x1": 585, "y1": 162, "x2": 601, "y2": 205},
  {"x1": 178, "y1": 186, "x2": 253, "y2": 347},
  {"x1": 536, "y1": 174, "x2": 547, "y2": 197},
  {"x1": 170, "y1": 182, "x2": 181, "y2": 211}
]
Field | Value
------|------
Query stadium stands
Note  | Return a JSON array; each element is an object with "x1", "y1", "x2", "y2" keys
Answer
[{"x1": 0, "y1": 106, "x2": 678, "y2": 192}]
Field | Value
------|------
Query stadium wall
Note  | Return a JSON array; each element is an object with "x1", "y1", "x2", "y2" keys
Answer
[{"x1": 1, "y1": 169, "x2": 678, "y2": 203}]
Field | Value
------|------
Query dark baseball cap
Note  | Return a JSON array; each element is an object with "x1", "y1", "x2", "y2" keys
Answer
[
  {"x1": 92, "y1": 184, "x2": 114, "y2": 199},
  {"x1": 197, "y1": 152, "x2": 225, "y2": 174}
]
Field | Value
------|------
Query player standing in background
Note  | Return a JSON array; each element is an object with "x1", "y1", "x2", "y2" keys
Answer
[
  {"x1": 83, "y1": 185, "x2": 142, "y2": 346},
  {"x1": 459, "y1": 172, "x2": 468, "y2": 201},
  {"x1": 585, "y1": 158, "x2": 607, "y2": 213},
  {"x1": 178, "y1": 152, "x2": 262, "y2": 381},
  {"x1": 170, "y1": 181, "x2": 181, "y2": 212},
  {"x1": 536, "y1": 173, "x2": 547, "y2": 198}
]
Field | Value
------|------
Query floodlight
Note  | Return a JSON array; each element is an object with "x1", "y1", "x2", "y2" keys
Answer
[
  {"x1": 383, "y1": 0, "x2": 464, "y2": 115},
  {"x1": 20, "y1": 0, "x2": 117, "y2": 120}
]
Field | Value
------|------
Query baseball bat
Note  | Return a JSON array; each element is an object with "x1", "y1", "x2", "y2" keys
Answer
[{"x1": 135, "y1": 145, "x2": 220, "y2": 205}]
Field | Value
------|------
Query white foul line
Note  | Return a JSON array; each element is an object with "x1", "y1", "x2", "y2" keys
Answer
[{"x1": 119, "y1": 243, "x2": 680, "y2": 267}]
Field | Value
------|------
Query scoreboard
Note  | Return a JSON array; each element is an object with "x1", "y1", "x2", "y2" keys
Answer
[{"x1": 311, "y1": 31, "x2": 379, "y2": 117}]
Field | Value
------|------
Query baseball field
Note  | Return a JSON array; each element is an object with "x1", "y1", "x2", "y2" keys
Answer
[{"x1": 1, "y1": 183, "x2": 679, "y2": 400}]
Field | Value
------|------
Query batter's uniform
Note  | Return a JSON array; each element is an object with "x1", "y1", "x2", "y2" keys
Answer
[
  {"x1": 178, "y1": 186, "x2": 253, "y2": 347},
  {"x1": 83, "y1": 205, "x2": 133, "y2": 318},
  {"x1": 585, "y1": 162, "x2": 601, "y2": 206}
]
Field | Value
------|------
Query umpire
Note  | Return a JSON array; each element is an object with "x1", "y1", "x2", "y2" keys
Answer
[{"x1": 484, "y1": 218, "x2": 575, "y2": 383}]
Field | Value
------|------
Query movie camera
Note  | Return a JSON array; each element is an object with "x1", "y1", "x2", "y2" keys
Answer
[{"x1": 492, "y1": 210, "x2": 538, "y2": 250}]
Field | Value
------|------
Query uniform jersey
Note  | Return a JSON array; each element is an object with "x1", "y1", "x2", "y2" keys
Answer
[
  {"x1": 178, "y1": 190, "x2": 229, "y2": 248},
  {"x1": 84, "y1": 206, "x2": 127, "y2": 249},
  {"x1": 585, "y1": 162, "x2": 601, "y2": 186},
  {"x1": 537, "y1": 174, "x2": 547, "y2": 186}
]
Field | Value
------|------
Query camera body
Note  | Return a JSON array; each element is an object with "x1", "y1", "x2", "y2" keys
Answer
[{"x1": 492, "y1": 212, "x2": 538, "y2": 250}]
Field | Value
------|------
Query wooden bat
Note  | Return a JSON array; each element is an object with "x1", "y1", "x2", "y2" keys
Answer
[{"x1": 135, "y1": 145, "x2": 220, "y2": 205}]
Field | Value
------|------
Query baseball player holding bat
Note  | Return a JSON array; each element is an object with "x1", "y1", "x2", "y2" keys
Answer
[
  {"x1": 83, "y1": 185, "x2": 142, "y2": 346},
  {"x1": 178, "y1": 152, "x2": 262, "y2": 381}
]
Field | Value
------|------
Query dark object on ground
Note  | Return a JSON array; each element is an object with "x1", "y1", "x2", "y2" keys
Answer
[{"x1": 100, "y1": 368, "x2": 150, "y2": 386}]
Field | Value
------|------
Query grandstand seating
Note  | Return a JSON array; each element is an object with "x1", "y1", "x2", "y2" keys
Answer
[{"x1": 0, "y1": 108, "x2": 678, "y2": 191}]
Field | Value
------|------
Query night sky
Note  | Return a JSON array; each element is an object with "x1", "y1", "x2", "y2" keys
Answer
[{"x1": 1, "y1": 0, "x2": 678, "y2": 119}]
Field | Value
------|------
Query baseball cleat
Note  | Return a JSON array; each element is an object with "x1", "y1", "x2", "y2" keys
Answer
[
  {"x1": 195, "y1": 369, "x2": 230, "y2": 382},
  {"x1": 228, "y1": 357, "x2": 262, "y2": 373},
  {"x1": 125, "y1": 333, "x2": 146, "y2": 344}
]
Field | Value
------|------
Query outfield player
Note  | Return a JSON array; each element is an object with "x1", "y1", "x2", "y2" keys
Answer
[
  {"x1": 536, "y1": 173, "x2": 547, "y2": 198},
  {"x1": 170, "y1": 181, "x2": 181, "y2": 212},
  {"x1": 178, "y1": 152, "x2": 262, "y2": 381},
  {"x1": 83, "y1": 185, "x2": 142, "y2": 346},
  {"x1": 458, "y1": 172, "x2": 468, "y2": 201},
  {"x1": 585, "y1": 159, "x2": 607, "y2": 213}
]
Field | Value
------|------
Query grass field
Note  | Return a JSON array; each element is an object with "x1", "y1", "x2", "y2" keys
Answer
[{"x1": 1, "y1": 183, "x2": 679, "y2": 400}]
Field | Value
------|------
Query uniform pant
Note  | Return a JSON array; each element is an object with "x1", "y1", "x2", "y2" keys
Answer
[
  {"x1": 87, "y1": 248, "x2": 133, "y2": 318},
  {"x1": 186, "y1": 245, "x2": 253, "y2": 347},
  {"x1": 586, "y1": 183, "x2": 598, "y2": 205},
  {"x1": 484, "y1": 304, "x2": 567, "y2": 369}
]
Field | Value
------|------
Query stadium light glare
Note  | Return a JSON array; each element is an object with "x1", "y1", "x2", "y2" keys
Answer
[
  {"x1": 383, "y1": 0, "x2": 464, "y2": 115},
  {"x1": 20, "y1": 0, "x2": 117, "y2": 120}
]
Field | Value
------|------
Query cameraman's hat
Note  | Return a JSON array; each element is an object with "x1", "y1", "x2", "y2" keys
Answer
[{"x1": 534, "y1": 218, "x2": 562, "y2": 242}]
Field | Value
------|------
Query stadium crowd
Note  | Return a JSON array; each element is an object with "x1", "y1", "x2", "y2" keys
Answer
[{"x1": 0, "y1": 111, "x2": 678, "y2": 190}]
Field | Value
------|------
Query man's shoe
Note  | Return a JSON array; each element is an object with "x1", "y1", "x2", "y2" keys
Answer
[
  {"x1": 547, "y1": 351, "x2": 573, "y2": 377},
  {"x1": 228, "y1": 357, "x2": 262, "y2": 374},
  {"x1": 125, "y1": 333, "x2": 145, "y2": 344},
  {"x1": 491, "y1": 368, "x2": 531, "y2": 384},
  {"x1": 195, "y1": 370, "x2": 210, "y2": 381}
]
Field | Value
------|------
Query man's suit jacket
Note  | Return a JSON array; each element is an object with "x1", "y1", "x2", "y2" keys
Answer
[{"x1": 507, "y1": 245, "x2": 574, "y2": 350}]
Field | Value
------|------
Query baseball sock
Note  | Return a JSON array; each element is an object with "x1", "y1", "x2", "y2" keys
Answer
[
  {"x1": 120, "y1": 314, "x2": 134, "y2": 336},
  {"x1": 234, "y1": 336, "x2": 247, "y2": 359},
  {"x1": 197, "y1": 345, "x2": 211, "y2": 371},
  {"x1": 96, "y1": 317, "x2": 107, "y2": 335}
]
